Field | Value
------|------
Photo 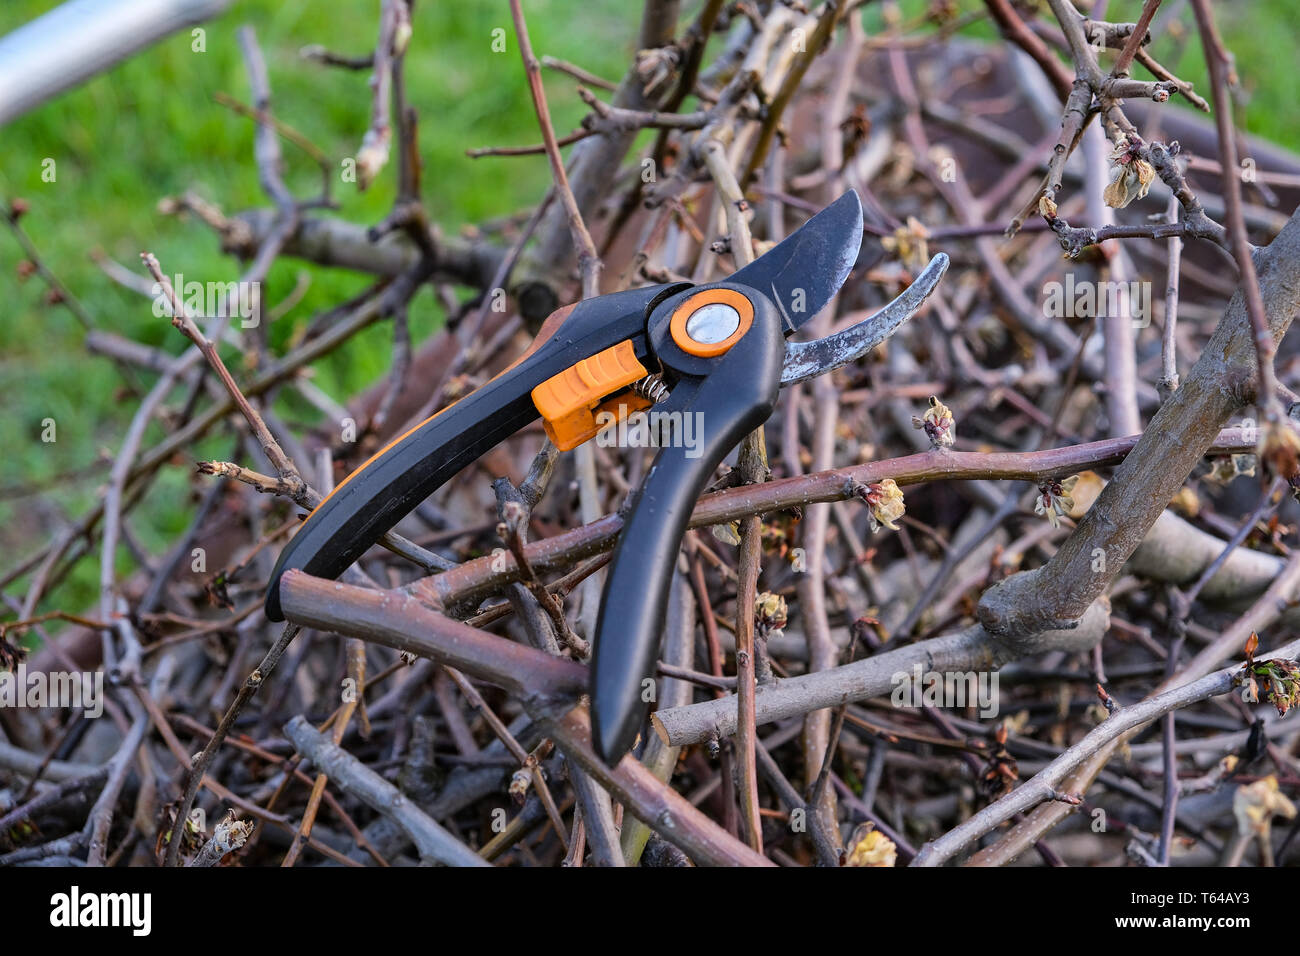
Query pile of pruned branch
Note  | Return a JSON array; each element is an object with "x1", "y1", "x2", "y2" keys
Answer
[{"x1": 4, "y1": 0, "x2": 1300, "y2": 868}]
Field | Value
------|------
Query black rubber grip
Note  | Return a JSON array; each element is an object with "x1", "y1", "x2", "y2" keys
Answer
[
  {"x1": 264, "y1": 285, "x2": 675, "y2": 621},
  {"x1": 590, "y1": 291, "x2": 786, "y2": 763}
]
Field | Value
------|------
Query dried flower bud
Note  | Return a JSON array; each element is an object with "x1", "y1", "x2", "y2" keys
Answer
[
  {"x1": 851, "y1": 613, "x2": 885, "y2": 647},
  {"x1": 880, "y1": 217, "x2": 931, "y2": 271},
  {"x1": 392, "y1": 20, "x2": 412, "y2": 57},
  {"x1": 1233, "y1": 775, "x2": 1296, "y2": 837},
  {"x1": 857, "y1": 478, "x2": 905, "y2": 532},
  {"x1": 509, "y1": 768, "x2": 532, "y2": 805},
  {"x1": 208, "y1": 811, "x2": 253, "y2": 856},
  {"x1": 755, "y1": 591, "x2": 788, "y2": 634},
  {"x1": 444, "y1": 374, "x2": 476, "y2": 402},
  {"x1": 760, "y1": 523, "x2": 789, "y2": 560},
  {"x1": 635, "y1": 46, "x2": 679, "y2": 97},
  {"x1": 8, "y1": 198, "x2": 29, "y2": 221},
  {"x1": 1103, "y1": 136, "x2": 1155, "y2": 209},
  {"x1": 839, "y1": 104, "x2": 871, "y2": 164},
  {"x1": 1169, "y1": 486, "x2": 1200, "y2": 517},
  {"x1": 1238, "y1": 631, "x2": 1300, "y2": 715},
  {"x1": 710, "y1": 520, "x2": 741, "y2": 546},
  {"x1": 16, "y1": 259, "x2": 36, "y2": 281},
  {"x1": 911, "y1": 396, "x2": 955, "y2": 448},
  {"x1": 1248, "y1": 660, "x2": 1300, "y2": 716},
  {"x1": 843, "y1": 822, "x2": 897, "y2": 867},
  {"x1": 1034, "y1": 475, "x2": 1079, "y2": 529},
  {"x1": 354, "y1": 127, "x2": 391, "y2": 191},
  {"x1": 1204, "y1": 454, "x2": 1256, "y2": 485},
  {"x1": 979, "y1": 723, "x2": 1019, "y2": 798},
  {"x1": 1258, "y1": 420, "x2": 1300, "y2": 483}
]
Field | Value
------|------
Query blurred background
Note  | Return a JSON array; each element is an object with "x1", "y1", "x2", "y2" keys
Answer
[{"x1": 0, "y1": 0, "x2": 1296, "y2": 613}]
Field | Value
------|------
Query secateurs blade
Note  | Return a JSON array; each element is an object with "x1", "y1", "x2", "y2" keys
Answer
[{"x1": 263, "y1": 190, "x2": 948, "y2": 764}]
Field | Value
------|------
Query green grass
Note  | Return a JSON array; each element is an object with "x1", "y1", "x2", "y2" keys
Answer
[
  {"x1": 0, "y1": 0, "x2": 636, "y2": 614},
  {"x1": 1159, "y1": 3, "x2": 1300, "y2": 153}
]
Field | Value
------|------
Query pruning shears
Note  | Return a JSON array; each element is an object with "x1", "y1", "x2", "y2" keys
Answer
[{"x1": 264, "y1": 190, "x2": 948, "y2": 763}]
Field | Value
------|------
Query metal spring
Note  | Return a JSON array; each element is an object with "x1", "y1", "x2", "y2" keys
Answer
[{"x1": 631, "y1": 375, "x2": 669, "y2": 404}]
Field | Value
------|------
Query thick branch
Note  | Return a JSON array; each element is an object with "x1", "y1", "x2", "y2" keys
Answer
[{"x1": 978, "y1": 205, "x2": 1300, "y2": 638}]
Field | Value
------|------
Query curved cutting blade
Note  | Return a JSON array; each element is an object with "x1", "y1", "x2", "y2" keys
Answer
[
  {"x1": 727, "y1": 190, "x2": 864, "y2": 334},
  {"x1": 780, "y1": 252, "x2": 949, "y2": 386}
]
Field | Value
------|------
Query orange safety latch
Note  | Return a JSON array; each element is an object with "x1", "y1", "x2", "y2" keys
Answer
[{"x1": 530, "y1": 340, "x2": 654, "y2": 451}]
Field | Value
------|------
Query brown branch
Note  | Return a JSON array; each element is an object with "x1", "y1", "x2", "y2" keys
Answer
[
  {"x1": 541, "y1": 54, "x2": 617, "y2": 91},
  {"x1": 508, "y1": 0, "x2": 602, "y2": 298},
  {"x1": 409, "y1": 428, "x2": 1256, "y2": 610},
  {"x1": 741, "y1": 0, "x2": 849, "y2": 186},
  {"x1": 981, "y1": 0, "x2": 1073, "y2": 99},
  {"x1": 355, "y1": 0, "x2": 399, "y2": 189},
  {"x1": 164, "y1": 624, "x2": 301, "y2": 866},
  {"x1": 921, "y1": 599, "x2": 1300, "y2": 866},
  {"x1": 977, "y1": 205, "x2": 1300, "y2": 638},
  {"x1": 654, "y1": 603, "x2": 1112, "y2": 747},
  {"x1": 278, "y1": 570, "x2": 770, "y2": 866},
  {"x1": 1107, "y1": 0, "x2": 1161, "y2": 79},
  {"x1": 466, "y1": 127, "x2": 594, "y2": 158},
  {"x1": 142, "y1": 253, "x2": 304, "y2": 497},
  {"x1": 1190, "y1": 0, "x2": 1282, "y2": 429},
  {"x1": 285, "y1": 717, "x2": 487, "y2": 866}
]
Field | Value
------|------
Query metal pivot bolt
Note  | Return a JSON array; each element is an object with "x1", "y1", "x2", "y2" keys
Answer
[
  {"x1": 668, "y1": 287, "x2": 755, "y2": 358},
  {"x1": 685, "y1": 302, "x2": 741, "y2": 344}
]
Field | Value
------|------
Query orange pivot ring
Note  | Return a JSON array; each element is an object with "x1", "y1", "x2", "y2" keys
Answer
[{"x1": 669, "y1": 288, "x2": 754, "y2": 358}]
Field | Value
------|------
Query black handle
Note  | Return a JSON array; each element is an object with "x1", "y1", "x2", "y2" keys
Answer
[
  {"x1": 264, "y1": 285, "x2": 674, "y2": 621},
  {"x1": 590, "y1": 287, "x2": 786, "y2": 763}
]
